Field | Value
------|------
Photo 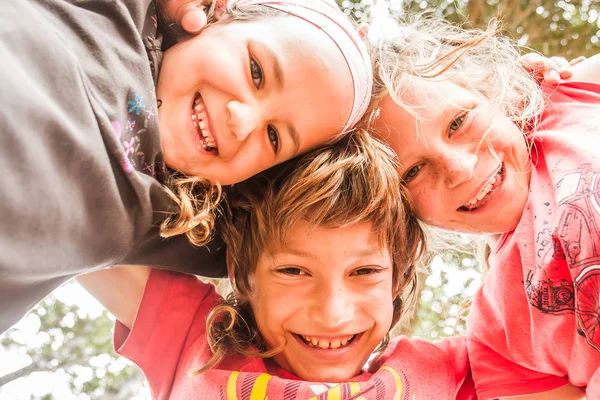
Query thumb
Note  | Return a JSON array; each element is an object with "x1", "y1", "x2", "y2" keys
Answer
[{"x1": 177, "y1": 2, "x2": 209, "y2": 34}]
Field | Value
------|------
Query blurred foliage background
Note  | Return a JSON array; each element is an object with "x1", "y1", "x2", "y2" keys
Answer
[
  {"x1": 343, "y1": 0, "x2": 600, "y2": 57},
  {"x1": 1, "y1": 0, "x2": 599, "y2": 398}
]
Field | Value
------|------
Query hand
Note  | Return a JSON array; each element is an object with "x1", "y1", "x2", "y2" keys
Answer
[{"x1": 519, "y1": 53, "x2": 588, "y2": 85}]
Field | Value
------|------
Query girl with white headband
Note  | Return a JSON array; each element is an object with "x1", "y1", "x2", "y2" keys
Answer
[{"x1": 0, "y1": 0, "x2": 371, "y2": 333}]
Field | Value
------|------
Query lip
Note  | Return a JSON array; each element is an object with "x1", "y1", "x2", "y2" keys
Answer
[{"x1": 458, "y1": 163, "x2": 504, "y2": 212}]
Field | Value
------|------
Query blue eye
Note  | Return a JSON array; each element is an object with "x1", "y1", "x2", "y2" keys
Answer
[
  {"x1": 403, "y1": 164, "x2": 423, "y2": 183},
  {"x1": 449, "y1": 111, "x2": 468, "y2": 135},
  {"x1": 268, "y1": 125, "x2": 279, "y2": 153},
  {"x1": 250, "y1": 58, "x2": 263, "y2": 88}
]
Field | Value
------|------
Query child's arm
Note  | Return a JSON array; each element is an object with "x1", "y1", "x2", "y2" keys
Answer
[
  {"x1": 500, "y1": 383, "x2": 586, "y2": 399},
  {"x1": 569, "y1": 53, "x2": 600, "y2": 85},
  {"x1": 75, "y1": 266, "x2": 151, "y2": 329}
]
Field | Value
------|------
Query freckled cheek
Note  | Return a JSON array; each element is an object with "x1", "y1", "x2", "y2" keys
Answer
[{"x1": 409, "y1": 186, "x2": 439, "y2": 219}]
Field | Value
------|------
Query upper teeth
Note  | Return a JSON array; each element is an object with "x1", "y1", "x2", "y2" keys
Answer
[
  {"x1": 464, "y1": 174, "x2": 498, "y2": 206},
  {"x1": 192, "y1": 95, "x2": 216, "y2": 150},
  {"x1": 300, "y1": 334, "x2": 355, "y2": 349}
]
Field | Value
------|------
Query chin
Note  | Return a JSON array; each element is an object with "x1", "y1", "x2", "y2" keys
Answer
[{"x1": 295, "y1": 367, "x2": 361, "y2": 383}]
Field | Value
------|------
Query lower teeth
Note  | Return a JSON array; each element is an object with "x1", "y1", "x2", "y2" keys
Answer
[{"x1": 302, "y1": 335, "x2": 355, "y2": 349}]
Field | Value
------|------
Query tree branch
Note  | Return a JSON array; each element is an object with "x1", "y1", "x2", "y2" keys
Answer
[{"x1": 0, "y1": 363, "x2": 41, "y2": 387}]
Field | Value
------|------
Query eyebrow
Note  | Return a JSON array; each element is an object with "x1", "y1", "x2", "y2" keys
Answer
[{"x1": 273, "y1": 246, "x2": 385, "y2": 261}]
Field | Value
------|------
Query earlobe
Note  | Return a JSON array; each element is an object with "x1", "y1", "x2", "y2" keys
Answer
[
  {"x1": 358, "y1": 23, "x2": 369, "y2": 39},
  {"x1": 226, "y1": 251, "x2": 236, "y2": 287}
]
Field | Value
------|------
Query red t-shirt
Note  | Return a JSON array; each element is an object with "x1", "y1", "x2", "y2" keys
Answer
[
  {"x1": 115, "y1": 269, "x2": 475, "y2": 400},
  {"x1": 467, "y1": 81, "x2": 600, "y2": 399}
]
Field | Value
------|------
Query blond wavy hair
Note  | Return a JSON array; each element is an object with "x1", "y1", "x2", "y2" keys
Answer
[
  {"x1": 159, "y1": 4, "x2": 289, "y2": 247},
  {"x1": 190, "y1": 129, "x2": 426, "y2": 374},
  {"x1": 363, "y1": 14, "x2": 545, "y2": 136}
]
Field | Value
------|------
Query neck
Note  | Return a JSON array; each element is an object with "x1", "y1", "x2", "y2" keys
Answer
[{"x1": 485, "y1": 234, "x2": 501, "y2": 249}]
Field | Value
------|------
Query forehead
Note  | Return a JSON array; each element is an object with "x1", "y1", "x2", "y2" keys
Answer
[
  {"x1": 374, "y1": 77, "x2": 480, "y2": 148},
  {"x1": 266, "y1": 220, "x2": 387, "y2": 259},
  {"x1": 395, "y1": 76, "x2": 478, "y2": 110}
]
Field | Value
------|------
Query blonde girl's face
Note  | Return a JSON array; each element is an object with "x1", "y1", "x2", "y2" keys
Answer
[
  {"x1": 373, "y1": 77, "x2": 532, "y2": 235},
  {"x1": 156, "y1": 16, "x2": 354, "y2": 185},
  {"x1": 247, "y1": 221, "x2": 395, "y2": 382}
]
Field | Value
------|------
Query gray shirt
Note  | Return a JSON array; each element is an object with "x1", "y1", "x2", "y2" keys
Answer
[{"x1": 0, "y1": 0, "x2": 226, "y2": 333}]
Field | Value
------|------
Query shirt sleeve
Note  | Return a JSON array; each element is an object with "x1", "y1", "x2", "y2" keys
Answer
[
  {"x1": 120, "y1": 225, "x2": 228, "y2": 278},
  {"x1": 433, "y1": 336, "x2": 477, "y2": 400},
  {"x1": 467, "y1": 336, "x2": 568, "y2": 399},
  {"x1": 114, "y1": 269, "x2": 218, "y2": 398}
]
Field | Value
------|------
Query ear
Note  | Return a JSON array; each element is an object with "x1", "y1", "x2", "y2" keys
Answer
[
  {"x1": 213, "y1": 0, "x2": 228, "y2": 21},
  {"x1": 226, "y1": 251, "x2": 236, "y2": 287},
  {"x1": 358, "y1": 22, "x2": 370, "y2": 39}
]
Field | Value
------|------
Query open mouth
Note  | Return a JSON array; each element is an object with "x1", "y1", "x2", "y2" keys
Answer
[
  {"x1": 295, "y1": 333, "x2": 359, "y2": 350},
  {"x1": 458, "y1": 163, "x2": 504, "y2": 212},
  {"x1": 191, "y1": 93, "x2": 218, "y2": 153}
]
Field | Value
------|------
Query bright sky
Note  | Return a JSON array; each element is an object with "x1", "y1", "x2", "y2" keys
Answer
[{"x1": 0, "y1": 282, "x2": 150, "y2": 400}]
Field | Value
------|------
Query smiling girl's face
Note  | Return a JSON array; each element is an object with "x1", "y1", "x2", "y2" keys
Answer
[
  {"x1": 373, "y1": 77, "x2": 532, "y2": 235},
  {"x1": 156, "y1": 16, "x2": 354, "y2": 185}
]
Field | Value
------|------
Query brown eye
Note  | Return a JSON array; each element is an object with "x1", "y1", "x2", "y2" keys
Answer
[
  {"x1": 351, "y1": 267, "x2": 381, "y2": 276},
  {"x1": 250, "y1": 58, "x2": 263, "y2": 88},
  {"x1": 277, "y1": 267, "x2": 307, "y2": 276},
  {"x1": 268, "y1": 125, "x2": 279, "y2": 153}
]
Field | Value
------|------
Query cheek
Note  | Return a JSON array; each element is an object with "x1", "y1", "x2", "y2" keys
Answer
[
  {"x1": 248, "y1": 285, "x2": 293, "y2": 343},
  {"x1": 409, "y1": 184, "x2": 439, "y2": 219}
]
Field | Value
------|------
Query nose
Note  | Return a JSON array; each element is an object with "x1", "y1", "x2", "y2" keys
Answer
[
  {"x1": 227, "y1": 100, "x2": 260, "y2": 142},
  {"x1": 441, "y1": 151, "x2": 477, "y2": 189},
  {"x1": 309, "y1": 282, "x2": 355, "y2": 328}
]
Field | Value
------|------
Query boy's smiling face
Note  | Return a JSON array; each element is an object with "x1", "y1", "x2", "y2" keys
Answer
[{"x1": 245, "y1": 220, "x2": 395, "y2": 382}]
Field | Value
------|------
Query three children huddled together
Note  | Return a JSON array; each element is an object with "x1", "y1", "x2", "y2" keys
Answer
[{"x1": 2, "y1": 0, "x2": 600, "y2": 398}]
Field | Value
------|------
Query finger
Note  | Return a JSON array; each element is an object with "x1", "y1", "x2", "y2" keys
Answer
[
  {"x1": 518, "y1": 53, "x2": 544, "y2": 70},
  {"x1": 544, "y1": 69, "x2": 561, "y2": 85},
  {"x1": 570, "y1": 56, "x2": 587, "y2": 66},
  {"x1": 549, "y1": 56, "x2": 572, "y2": 79}
]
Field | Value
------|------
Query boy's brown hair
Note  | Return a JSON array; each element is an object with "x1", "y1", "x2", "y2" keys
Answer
[{"x1": 191, "y1": 128, "x2": 426, "y2": 374}]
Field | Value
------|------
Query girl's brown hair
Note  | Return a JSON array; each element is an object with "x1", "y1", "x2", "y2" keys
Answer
[
  {"x1": 191, "y1": 129, "x2": 426, "y2": 374},
  {"x1": 158, "y1": 3, "x2": 287, "y2": 247}
]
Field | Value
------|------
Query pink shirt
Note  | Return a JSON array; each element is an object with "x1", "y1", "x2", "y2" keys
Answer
[
  {"x1": 467, "y1": 81, "x2": 600, "y2": 399},
  {"x1": 116, "y1": 269, "x2": 475, "y2": 399}
]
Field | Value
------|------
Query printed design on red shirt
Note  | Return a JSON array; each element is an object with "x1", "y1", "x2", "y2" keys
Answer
[
  {"x1": 526, "y1": 163, "x2": 600, "y2": 351},
  {"x1": 220, "y1": 365, "x2": 410, "y2": 400}
]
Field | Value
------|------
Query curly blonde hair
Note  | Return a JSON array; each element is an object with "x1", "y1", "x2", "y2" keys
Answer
[
  {"x1": 364, "y1": 14, "x2": 545, "y2": 135},
  {"x1": 190, "y1": 129, "x2": 426, "y2": 374},
  {"x1": 159, "y1": 3, "x2": 287, "y2": 247}
]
